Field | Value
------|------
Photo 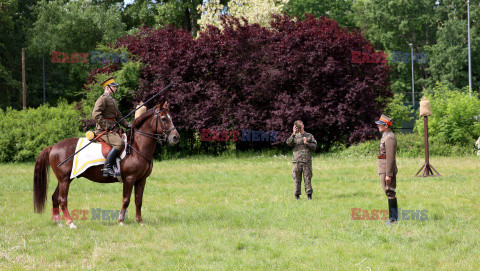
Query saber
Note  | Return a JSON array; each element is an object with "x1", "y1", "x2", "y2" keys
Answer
[
  {"x1": 57, "y1": 83, "x2": 173, "y2": 167},
  {"x1": 57, "y1": 130, "x2": 107, "y2": 167}
]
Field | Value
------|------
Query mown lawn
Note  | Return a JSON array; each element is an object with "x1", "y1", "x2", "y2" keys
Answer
[{"x1": 0, "y1": 155, "x2": 479, "y2": 270}]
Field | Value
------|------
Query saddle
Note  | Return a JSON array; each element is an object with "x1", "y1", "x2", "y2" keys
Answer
[
  {"x1": 96, "y1": 134, "x2": 126, "y2": 158},
  {"x1": 70, "y1": 134, "x2": 128, "y2": 180}
]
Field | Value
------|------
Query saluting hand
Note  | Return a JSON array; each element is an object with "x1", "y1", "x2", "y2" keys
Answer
[{"x1": 293, "y1": 125, "x2": 298, "y2": 134}]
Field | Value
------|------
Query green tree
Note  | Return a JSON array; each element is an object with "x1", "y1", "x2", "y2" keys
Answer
[
  {"x1": 0, "y1": 0, "x2": 20, "y2": 108},
  {"x1": 0, "y1": 0, "x2": 41, "y2": 109},
  {"x1": 122, "y1": 0, "x2": 158, "y2": 30},
  {"x1": 27, "y1": 0, "x2": 126, "y2": 105},
  {"x1": 123, "y1": 0, "x2": 203, "y2": 36},
  {"x1": 29, "y1": 0, "x2": 126, "y2": 54},
  {"x1": 285, "y1": 0, "x2": 356, "y2": 29},
  {"x1": 146, "y1": 0, "x2": 202, "y2": 36},
  {"x1": 352, "y1": 0, "x2": 437, "y2": 103},
  {"x1": 425, "y1": 0, "x2": 480, "y2": 91}
]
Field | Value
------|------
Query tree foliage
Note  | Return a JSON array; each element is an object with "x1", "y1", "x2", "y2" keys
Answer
[
  {"x1": 0, "y1": 0, "x2": 39, "y2": 109},
  {"x1": 353, "y1": 0, "x2": 480, "y2": 99},
  {"x1": 197, "y1": 0, "x2": 289, "y2": 30},
  {"x1": 352, "y1": 0, "x2": 437, "y2": 99},
  {"x1": 425, "y1": 0, "x2": 480, "y2": 91},
  {"x1": 122, "y1": 0, "x2": 158, "y2": 30},
  {"x1": 285, "y1": 0, "x2": 356, "y2": 29},
  {"x1": 26, "y1": 0, "x2": 127, "y2": 105}
]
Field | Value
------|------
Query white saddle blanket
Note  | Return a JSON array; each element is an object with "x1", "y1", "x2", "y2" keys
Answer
[{"x1": 70, "y1": 137, "x2": 127, "y2": 179}]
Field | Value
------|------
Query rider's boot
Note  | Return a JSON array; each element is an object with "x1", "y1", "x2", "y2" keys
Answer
[{"x1": 102, "y1": 148, "x2": 120, "y2": 177}]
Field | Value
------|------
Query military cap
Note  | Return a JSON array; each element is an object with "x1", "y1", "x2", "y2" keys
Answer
[
  {"x1": 375, "y1": 114, "x2": 393, "y2": 126},
  {"x1": 101, "y1": 77, "x2": 119, "y2": 88}
]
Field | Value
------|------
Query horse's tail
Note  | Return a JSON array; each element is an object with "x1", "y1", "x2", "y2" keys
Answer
[{"x1": 34, "y1": 146, "x2": 52, "y2": 214}]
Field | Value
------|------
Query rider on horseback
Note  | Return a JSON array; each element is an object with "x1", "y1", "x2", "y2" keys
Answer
[{"x1": 92, "y1": 77, "x2": 131, "y2": 177}]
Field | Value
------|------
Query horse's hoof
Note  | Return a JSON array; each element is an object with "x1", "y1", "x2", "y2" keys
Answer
[
  {"x1": 69, "y1": 223, "x2": 77, "y2": 229},
  {"x1": 140, "y1": 222, "x2": 144, "y2": 226},
  {"x1": 119, "y1": 222, "x2": 125, "y2": 226},
  {"x1": 55, "y1": 221, "x2": 64, "y2": 227}
]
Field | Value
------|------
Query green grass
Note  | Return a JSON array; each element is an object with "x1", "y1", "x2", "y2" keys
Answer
[{"x1": 1, "y1": 154, "x2": 479, "y2": 270}]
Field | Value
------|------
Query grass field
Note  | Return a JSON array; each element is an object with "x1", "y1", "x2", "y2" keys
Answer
[{"x1": 1, "y1": 154, "x2": 479, "y2": 270}]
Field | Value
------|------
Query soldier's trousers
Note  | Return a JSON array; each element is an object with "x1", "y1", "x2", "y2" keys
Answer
[
  {"x1": 100, "y1": 132, "x2": 125, "y2": 152},
  {"x1": 380, "y1": 173, "x2": 396, "y2": 199},
  {"x1": 292, "y1": 161, "x2": 313, "y2": 196}
]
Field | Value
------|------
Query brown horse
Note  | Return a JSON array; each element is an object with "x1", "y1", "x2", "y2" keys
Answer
[{"x1": 33, "y1": 102, "x2": 179, "y2": 228}]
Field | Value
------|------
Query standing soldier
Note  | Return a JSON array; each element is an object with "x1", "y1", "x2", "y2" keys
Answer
[
  {"x1": 375, "y1": 114, "x2": 398, "y2": 224},
  {"x1": 92, "y1": 77, "x2": 131, "y2": 177},
  {"x1": 286, "y1": 120, "x2": 317, "y2": 200}
]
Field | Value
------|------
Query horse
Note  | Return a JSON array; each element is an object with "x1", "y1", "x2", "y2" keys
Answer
[{"x1": 33, "y1": 102, "x2": 179, "y2": 228}]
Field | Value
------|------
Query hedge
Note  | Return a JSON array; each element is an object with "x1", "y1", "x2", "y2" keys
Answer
[{"x1": 0, "y1": 101, "x2": 83, "y2": 162}]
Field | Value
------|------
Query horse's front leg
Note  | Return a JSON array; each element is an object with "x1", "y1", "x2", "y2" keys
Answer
[
  {"x1": 118, "y1": 177, "x2": 134, "y2": 225},
  {"x1": 134, "y1": 178, "x2": 147, "y2": 224}
]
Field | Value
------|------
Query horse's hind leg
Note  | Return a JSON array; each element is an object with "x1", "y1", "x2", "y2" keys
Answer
[
  {"x1": 51, "y1": 185, "x2": 63, "y2": 227},
  {"x1": 58, "y1": 178, "x2": 76, "y2": 229}
]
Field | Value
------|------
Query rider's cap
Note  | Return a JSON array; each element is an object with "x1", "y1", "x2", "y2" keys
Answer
[
  {"x1": 101, "y1": 77, "x2": 119, "y2": 88},
  {"x1": 375, "y1": 114, "x2": 393, "y2": 126}
]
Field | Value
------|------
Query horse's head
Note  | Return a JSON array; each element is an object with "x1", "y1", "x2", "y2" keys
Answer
[{"x1": 152, "y1": 101, "x2": 180, "y2": 145}]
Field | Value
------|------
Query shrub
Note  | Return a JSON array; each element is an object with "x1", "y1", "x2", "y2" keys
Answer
[
  {"x1": 334, "y1": 133, "x2": 475, "y2": 158},
  {"x1": 89, "y1": 14, "x2": 392, "y2": 152},
  {"x1": 0, "y1": 101, "x2": 83, "y2": 162},
  {"x1": 414, "y1": 84, "x2": 480, "y2": 147},
  {"x1": 384, "y1": 93, "x2": 414, "y2": 127}
]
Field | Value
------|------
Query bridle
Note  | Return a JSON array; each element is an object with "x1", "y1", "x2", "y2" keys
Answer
[
  {"x1": 127, "y1": 108, "x2": 176, "y2": 162},
  {"x1": 134, "y1": 108, "x2": 175, "y2": 143}
]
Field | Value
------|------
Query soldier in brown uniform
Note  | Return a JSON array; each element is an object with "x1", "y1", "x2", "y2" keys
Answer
[
  {"x1": 92, "y1": 77, "x2": 131, "y2": 177},
  {"x1": 286, "y1": 120, "x2": 317, "y2": 200},
  {"x1": 375, "y1": 114, "x2": 398, "y2": 224}
]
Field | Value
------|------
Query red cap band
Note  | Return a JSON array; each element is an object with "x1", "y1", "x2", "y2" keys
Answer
[{"x1": 380, "y1": 117, "x2": 392, "y2": 126}]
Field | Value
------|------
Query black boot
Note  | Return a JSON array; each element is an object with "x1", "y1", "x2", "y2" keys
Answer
[
  {"x1": 385, "y1": 198, "x2": 398, "y2": 225},
  {"x1": 102, "y1": 148, "x2": 120, "y2": 177},
  {"x1": 307, "y1": 194, "x2": 312, "y2": 200}
]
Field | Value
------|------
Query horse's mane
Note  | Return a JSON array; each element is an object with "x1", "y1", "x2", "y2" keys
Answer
[{"x1": 132, "y1": 107, "x2": 156, "y2": 129}]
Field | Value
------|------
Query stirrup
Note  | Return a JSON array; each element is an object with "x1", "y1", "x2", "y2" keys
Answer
[{"x1": 102, "y1": 167, "x2": 115, "y2": 177}]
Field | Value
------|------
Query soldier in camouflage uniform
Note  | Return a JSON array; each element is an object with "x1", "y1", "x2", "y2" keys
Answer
[
  {"x1": 92, "y1": 77, "x2": 131, "y2": 177},
  {"x1": 375, "y1": 114, "x2": 398, "y2": 225},
  {"x1": 286, "y1": 120, "x2": 317, "y2": 200}
]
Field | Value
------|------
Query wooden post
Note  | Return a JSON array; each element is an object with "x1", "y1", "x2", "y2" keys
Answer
[
  {"x1": 22, "y1": 48, "x2": 26, "y2": 109},
  {"x1": 415, "y1": 116, "x2": 441, "y2": 177}
]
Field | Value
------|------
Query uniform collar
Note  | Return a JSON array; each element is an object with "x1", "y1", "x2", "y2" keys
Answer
[
  {"x1": 382, "y1": 130, "x2": 392, "y2": 137},
  {"x1": 103, "y1": 93, "x2": 115, "y2": 99}
]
